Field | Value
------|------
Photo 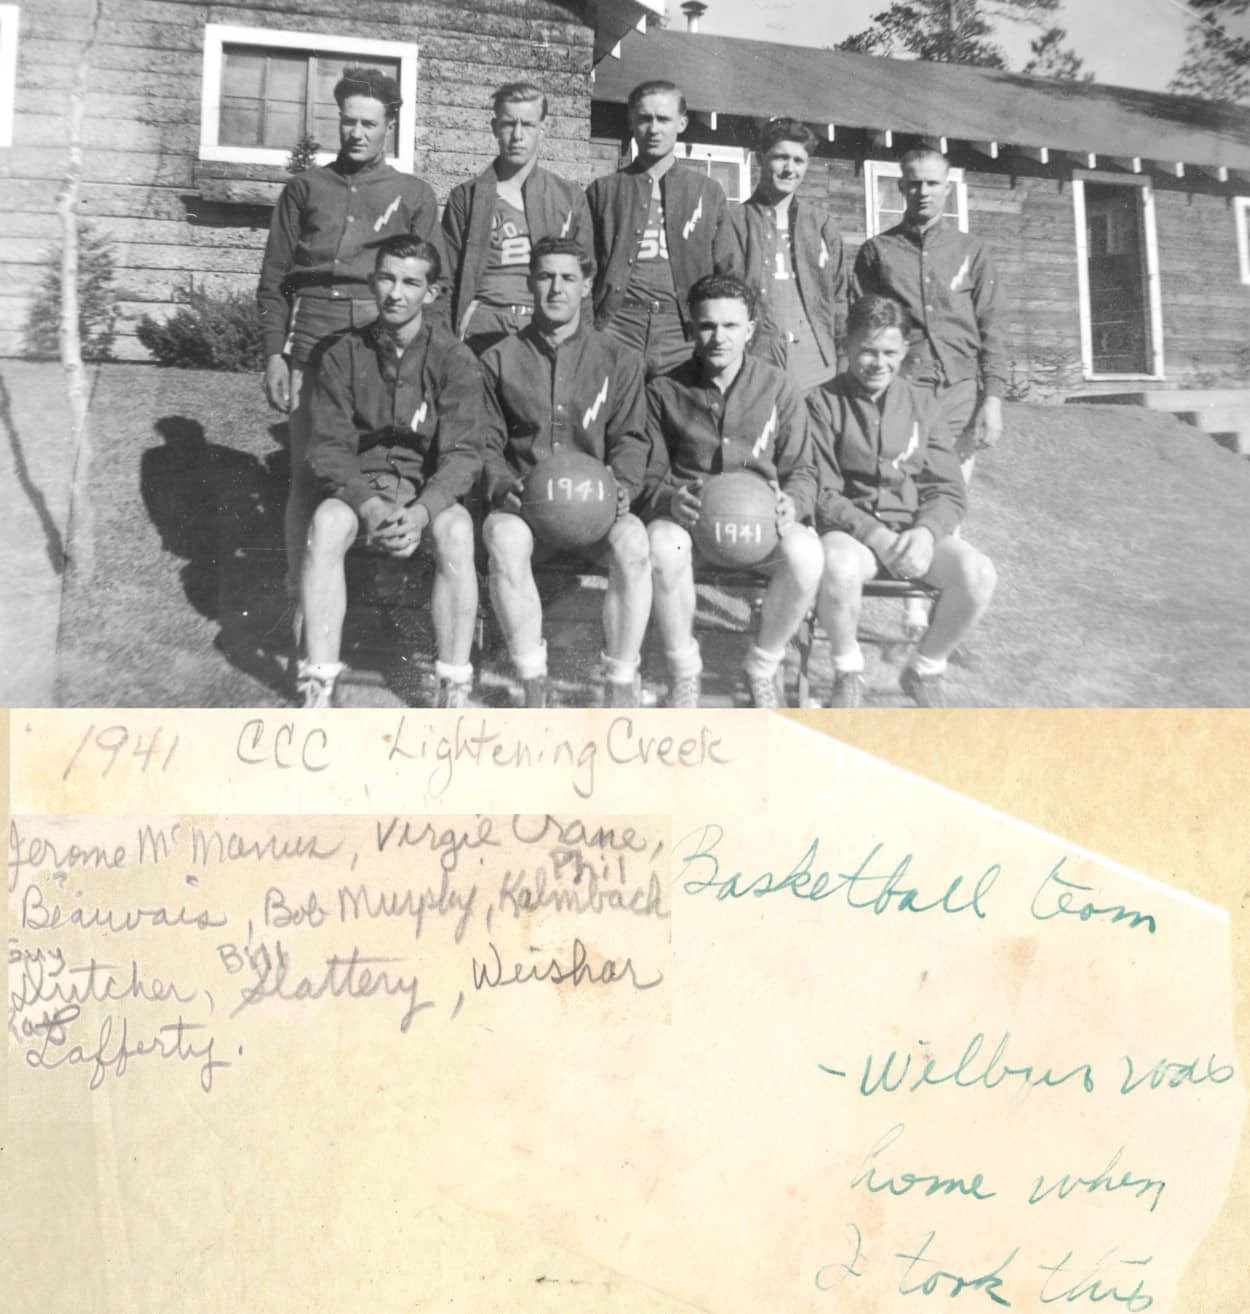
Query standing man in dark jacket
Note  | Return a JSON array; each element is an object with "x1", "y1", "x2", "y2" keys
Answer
[
  {"x1": 734, "y1": 118, "x2": 847, "y2": 393},
  {"x1": 257, "y1": 66, "x2": 444, "y2": 658},
  {"x1": 300, "y1": 237, "x2": 483, "y2": 710},
  {"x1": 479, "y1": 238, "x2": 652, "y2": 709},
  {"x1": 586, "y1": 79, "x2": 740, "y2": 378},
  {"x1": 441, "y1": 81, "x2": 593, "y2": 355},
  {"x1": 851, "y1": 146, "x2": 1006, "y2": 477}
]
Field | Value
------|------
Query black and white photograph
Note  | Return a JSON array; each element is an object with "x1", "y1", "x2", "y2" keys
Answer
[{"x1": 2, "y1": 0, "x2": 1249, "y2": 707}]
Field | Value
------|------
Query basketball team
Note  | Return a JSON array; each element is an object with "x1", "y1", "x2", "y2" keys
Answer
[{"x1": 259, "y1": 69, "x2": 1000, "y2": 710}]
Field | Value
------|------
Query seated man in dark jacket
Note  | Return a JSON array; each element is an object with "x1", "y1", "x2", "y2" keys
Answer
[
  {"x1": 301, "y1": 236, "x2": 484, "y2": 709},
  {"x1": 479, "y1": 237, "x2": 651, "y2": 708},
  {"x1": 806, "y1": 294, "x2": 997, "y2": 708},
  {"x1": 644, "y1": 274, "x2": 823, "y2": 709}
]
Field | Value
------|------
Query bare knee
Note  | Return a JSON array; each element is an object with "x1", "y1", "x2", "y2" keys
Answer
[
  {"x1": 820, "y1": 534, "x2": 869, "y2": 598},
  {"x1": 483, "y1": 512, "x2": 534, "y2": 581},
  {"x1": 780, "y1": 525, "x2": 823, "y2": 592},
  {"x1": 648, "y1": 519, "x2": 692, "y2": 587},
  {"x1": 607, "y1": 514, "x2": 651, "y2": 577},
  {"x1": 307, "y1": 498, "x2": 358, "y2": 558},
  {"x1": 431, "y1": 503, "x2": 475, "y2": 568},
  {"x1": 966, "y1": 550, "x2": 997, "y2": 605}
]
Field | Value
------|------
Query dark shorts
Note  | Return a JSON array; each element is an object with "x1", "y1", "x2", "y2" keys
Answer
[
  {"x1": 461, "y1": 300, "x2": 534, "y2": 357},
  {"x1": 602, "y1": 299, "x2": 690, "y2": 379},
  {"x1": 285, "y1": 295, "x2": 377, "y2": 367}
]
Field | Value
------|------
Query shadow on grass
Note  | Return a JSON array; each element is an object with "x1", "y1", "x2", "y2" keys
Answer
[
  {"x1": 0, "y1": 368, "x2": 66, "y2": 574},
  {"x1": 140, "y1": 414, "x2": 292, "y2": 696}
]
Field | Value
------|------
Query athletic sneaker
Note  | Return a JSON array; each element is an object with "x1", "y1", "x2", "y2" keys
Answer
[
  {"x1": 607, "y1": 677, "x2": 639, "y2": 709},
  {"x1": 435, "y1": 678, "x2": 473, "y2": 709},
  {"x1": 744, "y1": 670, "x2": 780, "y2": 709},
  {"x1": 522, "y1": 676, "x2": 548, "y2": 709},
  {"x1": 900, "y1": 664, "x2": 948, "y2": 708},
  {"x1": 668, "y1": 674, "x2": 701, "y2": 709},
  {"x1": 296, "y1": 665, "x2": 340, "y2": 709},
  {"x1": 828, "y1": 670, "x2": 866, "y2": 709}
]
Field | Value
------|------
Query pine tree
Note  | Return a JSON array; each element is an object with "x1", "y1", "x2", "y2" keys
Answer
[
  {"x1": 838, "y1": 0, "x2": 1089, "y2": 80},
  {"x1": 1169, "y1": 0, "x2": 1250, "y2": 103}
]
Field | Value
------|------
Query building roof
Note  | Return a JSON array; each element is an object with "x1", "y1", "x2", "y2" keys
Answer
[{"x1": 594, "y1": 30, "x2": 1250, "y2": 175}]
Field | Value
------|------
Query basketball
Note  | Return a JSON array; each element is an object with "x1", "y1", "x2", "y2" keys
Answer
[
  {"x1": 521, "y1": 449, "x2": 618, "y2": 548},
  {"x1": 692, "y1": 470, "x2": 779, "y2": 569}
]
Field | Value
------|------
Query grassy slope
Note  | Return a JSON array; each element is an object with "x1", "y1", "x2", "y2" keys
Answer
[{"x1": 50, "y1": 364, "x2": 1250, "y2": 708}]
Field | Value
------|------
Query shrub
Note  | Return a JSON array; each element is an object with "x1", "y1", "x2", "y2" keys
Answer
[
  {"x1": 135, "y1": 286, "x2": 266, "y2": 371},
  {"x1": 287, "y1": 133, "x2": 321, "y2": 174},
  {"x1": 23, "y1": 221, "x2": 119, "y2": 361}
]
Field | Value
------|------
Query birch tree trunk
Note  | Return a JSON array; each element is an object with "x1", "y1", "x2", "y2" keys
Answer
[{"x1": 59, "y1": 0, "x2": 102, "y2": 584}]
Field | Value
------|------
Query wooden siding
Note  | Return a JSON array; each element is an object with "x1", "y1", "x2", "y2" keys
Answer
[{"x1": 1, "y1": 0, "x2": 598, "y2": 359}]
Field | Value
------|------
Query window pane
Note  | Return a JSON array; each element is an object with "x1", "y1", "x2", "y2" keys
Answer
[
  {"x1": 313, "y1": 55, "x2": 401, "y2": 156},
  {"x1": 708, "y1": 158, "x2": 741, "y2": 202},
  {"x1": 218, "y1": 44, "x2": 402, "y2": 156},
  {"x1": 221, "y1": 46, "x2": 307, "y2": 148}
]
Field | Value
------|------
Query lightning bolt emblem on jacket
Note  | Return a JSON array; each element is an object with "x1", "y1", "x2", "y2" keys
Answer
[{"x1": 581, "y1": 377, "x2": 610, "y2": 428}]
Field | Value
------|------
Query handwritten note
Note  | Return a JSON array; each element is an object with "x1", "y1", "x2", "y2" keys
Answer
[{"x1": 4, "y1": 711, "x2": 1244, "y2": 1314}]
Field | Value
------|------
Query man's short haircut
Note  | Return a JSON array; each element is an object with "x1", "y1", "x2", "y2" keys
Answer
[
  {"x1": 847, "y1": 294, "x2": 911, "y2": 340},
  {"x1": 373, "y1": 234, "x2": 442, "y2": 282},
  {"x1": 492, "y1": 81, "x2": 548, "y2": 120},
  {"x1": 687, "y1": 273, "x2": 757, "y2": 320},
  {"x1": 529, "y1": 235, "x2": 594, "y2": 280},
  {"x1": 334, "y1": 66, "x2": 402, "y2": 117},
  {"x1": 898, "y1": 146, "x2": 949, "y2": 174},
  {"x1": 627, "y1": 79, "x2": 687, "y2": 117},
  {"x1": 758, "y1": 117, "x2": 820, "y2": 156}
]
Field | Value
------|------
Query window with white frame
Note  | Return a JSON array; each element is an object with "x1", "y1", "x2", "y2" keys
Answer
[
  {"x1": 200, "y1": 24, "x2": 418, "y2": 171},
  {"x1": 678, "y1": 143, "x2": 751, "y2": 203},
  {"x1": 863, "y1": 160, "x2": 968, "y2": 236},
  {"x1": 1236, "y1": 197, "x2": 1250, "y2": 286},
  {"x1": 0, "y1": 5, "x2": 19, "y2": 149}
]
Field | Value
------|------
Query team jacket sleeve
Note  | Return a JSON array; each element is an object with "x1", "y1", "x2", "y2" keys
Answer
[
  {"x1": 569, "y1": 186, "x2": 596, "y2": 274},
  {"x1": 603, "y1": 346, "x2": 648, "y2": 501},
  {"x1": 639, "y1": 382, "x2": 676, "y2": 520},
  {"x1": 257, "y1": 177, "x2": 306, "y2": 358},
  {"x1": 849, "y1": 238, "x2": 879, "y2": 304},
  {"x1": 912, "y1": 391, "x2": 967, "y2": 539},
  {"x1": 478, "y1": 354, "x2": 518, "y2": 506},
  {"x1": 971, "y1": 241, "x2": 1008, "y2": 400},
  {"x1": 418, "y1": 344, "x2": 486, "y2": 521},
  {"x1": 440, "y1": 183, "x2": 471, "y2": 321},
  {"x1": 773, "y1": 379, "x2": 817, "y2": 522},
  {"x1": 711, "y1": 186, "x2": 743, "y2": 279},
  {"x1": 806, "y1": 390, "x2": 890, "y2": 543},
  {"x1": 306, "y1": 345, "x2": 375, "y2": 514},
  {"x1": 824, "y1": 219, "x2": 849, "y2": 358}
]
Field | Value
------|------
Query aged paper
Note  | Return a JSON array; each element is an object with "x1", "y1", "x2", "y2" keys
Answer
[{"x1": 4, "y1": 709, "x2": 1247, "y2": 1313}]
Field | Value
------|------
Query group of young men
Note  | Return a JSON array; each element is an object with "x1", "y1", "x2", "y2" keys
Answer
[{"x1": 258, "y1": 68, "x2": 999, "y2": 710}]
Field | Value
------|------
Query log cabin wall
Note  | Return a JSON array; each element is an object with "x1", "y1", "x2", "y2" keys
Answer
[{"x1": 1, "y1": 0, "x2": 598, "y2": 359}]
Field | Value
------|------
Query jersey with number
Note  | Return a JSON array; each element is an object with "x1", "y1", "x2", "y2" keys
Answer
[
  {"x1": 626, "y1": 181, "x2": 679, "y2": 307},
  {"x1": 476, "y1": 197, "x2": 533, "y2": 308},
  {"x1": 767, "y1": 207, "x2": 807, "y2": 338}
]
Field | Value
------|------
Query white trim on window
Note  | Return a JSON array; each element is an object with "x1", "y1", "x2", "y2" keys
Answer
[
  {"x1": 629, "y1": 139, "x2": 751, "y2": 203},
  {"x1": 677, "y1": 142, "x2": 751, "y2": 203},
  {"x1": 199, "y1": 23, "x2": 418, "y2": 171},
  {"x1": 1071, "y1": 170, "x2": 1164, "y2": 381},
  {"x1": 863, "y1": 160, "x2": 968, "y2": 237},
  {"x1": 1236, "y1": 197, "x2": 1250, "y2": 286},
  {"x1": 0, "y1": 5, "x2": 19, "y2": 149}
]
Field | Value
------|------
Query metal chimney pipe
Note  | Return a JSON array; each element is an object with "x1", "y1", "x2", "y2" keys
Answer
[{"x1": 681, "y1": 2, "x2": 708, "y2": 34}]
